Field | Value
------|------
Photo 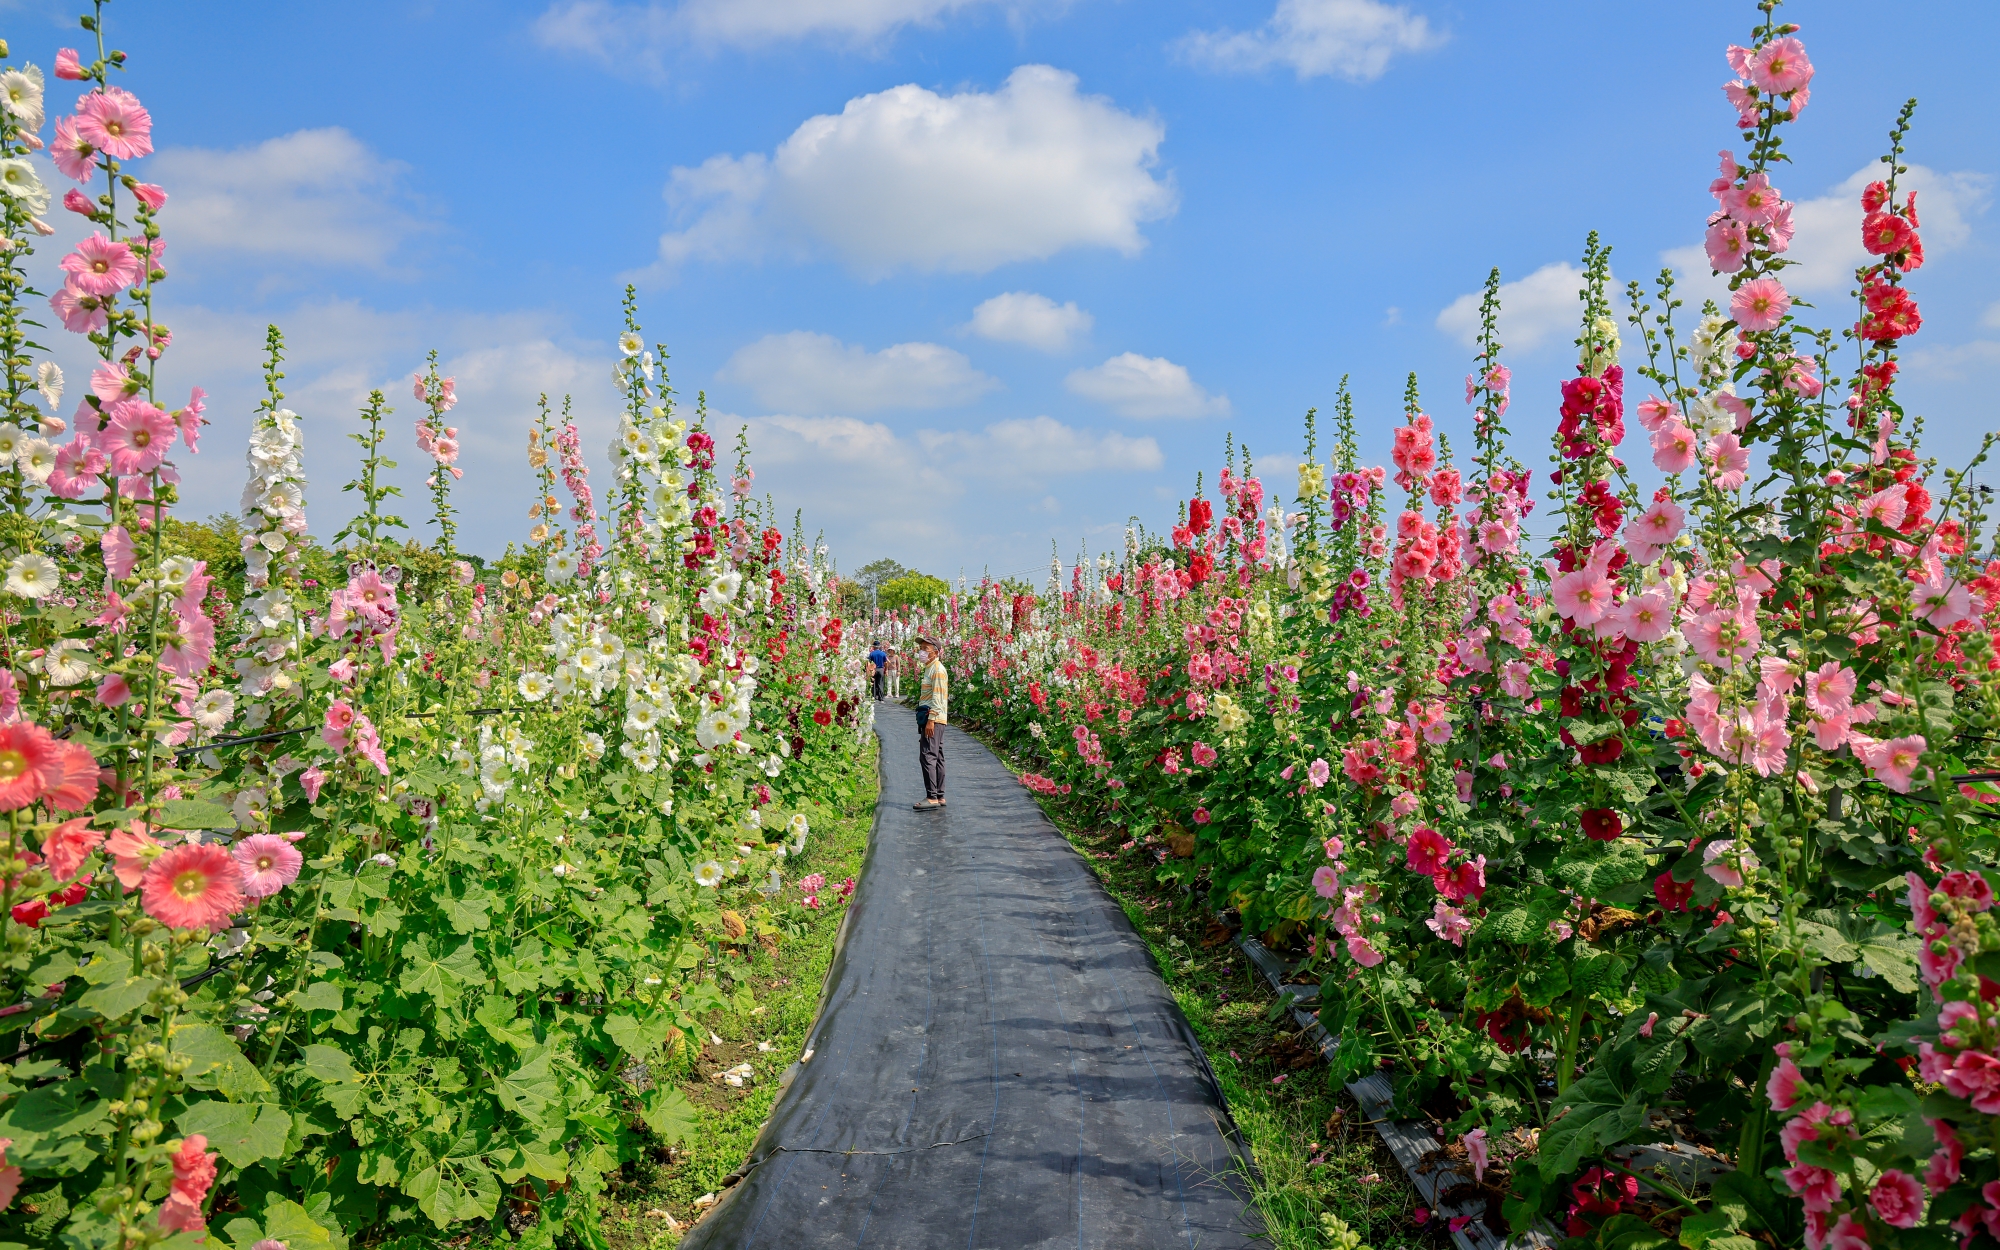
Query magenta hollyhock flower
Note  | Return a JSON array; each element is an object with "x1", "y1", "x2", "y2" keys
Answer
[
  {"x1": 1943, "y1": 1050, "x2": 2000, "y2": 1113},
  {"x1": 50, "y1": 115, "x2": 94, "y2": 181},
  {"x1": 1731, "y1": 276, "x2": 1792, "y2": 331},
  {"x1": 59, "y1": 233, "x2": 140, "y2": 297},
  {"x1": 231, "y1": 833, "x2": 303, "y2": 899},
  {"x1": 1767, "y1": 1056, "x2": 1805, "y2": 1110},
  {"x1": 1406, "y1": 826, "x2": 1452, "y2": 877},
  {"x1": 48, "y1": 284, "x2": 106, "y2": 335},
  {"x1": 1867, "y1": 1169, "x2": 1923, "y2": 1229},
  {"x1": 75, "y1": 86, "x2": 153, "y2": 161},
  {"x1": 100, "y1": 400, "x2": 174, "y2": 475},
  {"x1": 140, "y1": 842, "x2": 245, "y2": 933},
  {"x1": 1781, "y1": 1163, "x2": 1842, "y2": 1213}
]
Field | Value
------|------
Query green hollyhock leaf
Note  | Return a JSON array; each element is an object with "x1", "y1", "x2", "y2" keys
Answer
[{"x1": 176, "y1": 1099, "x2": 291, "y2": 1167}]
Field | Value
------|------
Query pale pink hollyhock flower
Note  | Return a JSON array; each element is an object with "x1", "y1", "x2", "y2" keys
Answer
[
  {"x1": 1463, "y1": 1129, "x2": 1488, "y2": 1182},
  {"x1": 130, "y1": 182, "x2": 167, "y2": 211},
  {"x1": 1703, "y1": 838, "x2": 1752, "y2": 888},
  {"x1": 176, "y1": 387, "x2": 205, "y2": 452},
  {"x1": 1706, "y1": 433, "x2": 1750, "y2": 492},
  {"x1": 60, "y1": 187, "x2": 92, "y2": 218},
  {"x1": 1705, "y1": 217, "x2": 1750, "y2": 271},
  {"x1": 90, "y1": 358, "x2": 133, "y2": 403},
  {"x1": 328, "y1": 657, "x2": 358, "y2": 683},
  {"x1": 1322, "y1": 837, "x2": 1343, "y2": 859},
  {"x1": 95, "y1": 674, "x2": 130, "y2": 708},
  {"x1": 1914, "y1": 578, "x2": 1977, "y2": 628},
  {"x1": 1731, "y1": 276, "x2": 1792, "y2": 331},
  {"x1": 1749, "y1": 36, "x2": 1814, "y2": 94},
  {"x1": 1425, "y1": 899, "x2": 1471, "y2": 946},
  {"x1": 75, "y1": 86, "x2": 153, "y2": 161},
  {"x1": 1625, "y1": 499, "x2": 1685, "y2": 550},
  {"x1": 1635, "y1": 396, "x2": 1676, "y2": 433},
  {"x1": 1856, "y1": 484, "x2": 1909, "y2": 529},
  {"x1": 1713, "y1": 392, "x2": 1753, "y2": 430},
  {"x1": 1862, "y1": 734, "x2": 1928, "y2": 794},
  {"x1": 1804, "y1": 662, "x2": 1856, "y2": 717},
  {"x1": 48, "y1": 284, "x2": 106, "y2": 335},
  {"x1": 1344, "y1": 934, "x2": 1383, "y2": 967},
  {"x1": 1722, "y1": 80, "x2": 1759, "y2": 129},
  {"x1": 1551, "y1": 567, "x2": 1614, "y2": 626},
  {"x1": 1312, "y1": 865, "x2": 1341, "y2": 899},
  {"x1": 1500, "y1": 660, "x2": 1532, "y2": 698},
  {"x1": 231, "y1": 833, "x2": 303, "y2": 899},
  {"x1": 1651, "y1": 421, "x2": 1699, "y2": 473},
  {"x1": 48, "y1": 437, "x2": 104, "y2": 499},
  {"x1": 1619, "y1": 589, "x2": 1674, "y2": 643},
  {"x1": 140, "y1": 842, "x2": 244, "y2": 933},
  {"x1": 300, "y1": 764, "x2": 327, "y2": 803},
  {"x1": 1390, "y1": 791, "x2": 1419, "y2": 817},
  {"x1": 50, "y1": 115, "x2": 94, "y2": 182},
  {"x1": 1307, "y1": 758, "x2": 1330, "y2": 789},
  {"x1": 53, "y1": 48, "x2": 85, "y2": 80},
  {"x1": 1639, "y1": 1012, "x2": 1658, "y2": 1037},
  {"x1": 1767, "y1": 1055, "x2": 1805, "y2": 1110},
  {"x1": 101, "y1": 401, "x2": 174, "y2": 475},
  {"x1": 100, "y1": 524, "x2": 134, "y2": 579}
]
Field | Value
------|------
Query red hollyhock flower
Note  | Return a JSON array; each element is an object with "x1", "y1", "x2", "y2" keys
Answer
[
  {"x1": 1654, "y1": 871, "x2": 1694, "y2": 912},
  {"x1": 1581, "y1": 808, "x2": 1623, "y2": 841}
]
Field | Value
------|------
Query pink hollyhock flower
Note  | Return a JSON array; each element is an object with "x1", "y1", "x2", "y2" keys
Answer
[
  {"x1": 1941, "y1": 870, "x2": 1995, "y2": 912},
  {"x1": 1425, "y1": 899, "x2": 1472, "y2": 946},
  {"x1": 1943, "y1": 1051, "x2": 2000, "y2": 1113},
  {"x1": 1390, "y1": 790, "x2": 1419, "y2": 817},
  {"x1": 61, "y1": 187, "x2": 93, "y2": 218},
  {"x1": 50, "y1": 115, "x2": 95, "y2": 181},
  {"x1": 1748, "y1": 36, "x2": 1813, "y2": 94},
  {"x1": 1908, "y1": 870, "x2": 1940, "y2": 934},
  {"x1": 1925, "y1": 1119, "x2": 1963, "y2": 1193},
  {"x1": 1858, "y1": 734, "x2": 1927, "y2": 794},
  {"x1": 1782, "y1": 1163, "x2": 1842, "y2": 1212},
  {"x1": 1732, "y1": 277, "x2": 1792, "y2": 331},
  {"x1": 231, "y1": 833, "x2": 303, "y2": 899},
  {"x1": 1869, "y1": 1169, "x2": 1923, "y2": 1228},
  {"x1": 300, "y1": 764, "x2": 327, "y2": 803},
  {"x1": 1726, "y1": 172, "x2": 1784, "y2": 224},
  {"x1": 131, "y1": 182, "x2": 167, "y2": 211},
  {"x1": 1804, "y1": 662, "x2": 1856, "y2": 717},
  {"x1": 1499, "y1": 660, "x2": 1532, "y2": 699},
  {"x1": 101, "y1": 400, "x2": 174, "y2": 475},
  {"x1": 1712, "y1": 392, "x2": 1753, "y2": 430},
  {"x1": 347, "y1": 569, "x2": 398, "y2": 623},
  {"x1": 94, "y1": 674, "x2": 130, "y2": 708},
  {"x1": 1825, "y1": 1212, "x2": 1867, "y2": 1250},
  {"x1": 1705, "y1": 433, "x2": 1750, "y2": 491},
  {"x1": 1313, "y1": 865, "x2": 1341, "y2": 899},
  {"x1": 1406, "y1": 826, "x2": 1452, "y2": 877},
  {"x1": 48, "y1": 284, "x2": 106, "y2": 336},
  {"x1": 100, "y1": 524, "x2": 134, "y2": 579},
  {"x1": 107, "y1": 823, "x2": 163, "y2": 890},
  {"x1": 1651, "y1": 421, "x2": 1699, "y2": 473},
  {"x1": 41, "y1": 818, "x2": 102, "y2": 882},
  {"x1": 1190, "y1": 741, "x2": 1216, "y2": 767},
  {"x1": 1620, "y1": 591, "x2": 1676, "y2": 644},
  {"x1": 1551, "y1": 567, "x2": 1614, "y2": 626},
  {"x1": 1463, "y1": 1129, "x2": 1488, "y2": 1182},
  {"x1": 1703, "y1": 839, "x2": 1751, "y2": 889},
  {"x1": 53, "y1": 48, "x2": 85, "y2": 80},
  {"x1": 1705, "y1": 217, "x2": 1750, "y2": 271},
  {"x1": 1914, "y1": 577, "x2": 1977, "y2": 628},
  {"x1": 1307, "y1": 758, "x2": 1330, "y2": 788},
  {"x1": 1635, "y1": 395, "x2": 1676, "y2": 433},
  {"x1": 90, "y1": 359, "x2": 134, "y2": 403},
  {"x1": 156, "y1": 1132, "x2": 217, "y2": 1232},
  {"x1": 1767, "y1": 1055, "x2": 1805, "y2": 1110},
  {"x1": 140, "y1": 843, "x2": 244, "y2": 933},
  {"x1": 1625, "y1": 498, "x2": 1685, "y2": 550},
  {"x1": 176, "y1": 386, "x2": 205, "y2": 452},
  {"x1": 1722, "y1": 80, "x2": 1759, "y2": 129},
  {"x1": 1344, "y1": 934, "x2": 1383, "y2": 967},
  {"x1": 59, "y1": 233, "x2": 141, "y2": 297},
  {"x1": 75, "y1": 86, "x2": 153, "y2": 161}
]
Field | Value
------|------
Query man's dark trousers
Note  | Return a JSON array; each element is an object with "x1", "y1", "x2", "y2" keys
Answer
[
  {"x1": 916, "y1": 706, "x2": 945, "y2": 800},
  {"x1": 873, "y1": 669, "x2": 886, "y2": 699}
]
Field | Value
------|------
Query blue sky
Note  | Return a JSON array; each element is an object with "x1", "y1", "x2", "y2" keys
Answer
[{"x1": 11, "y1": 0, "x2": 1999, "y2": 582}]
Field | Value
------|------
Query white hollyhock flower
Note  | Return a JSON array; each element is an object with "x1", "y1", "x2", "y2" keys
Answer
[
  {"x1": 546, "y1": 552, "x2": 577, "y2": 583},
  {"x1": 4, "y1": 551, "x2": 58, "y2": 599},
  {"x1": 15, "y1": 437, "x2": 53, "y2": 484},
  {"x1": 0, "y1": 158, "x2": 48, "y2": 215},
  {"x1": 0, "y1": 66, "x2": 45, "y2": 129},
  {"x1": 41, "y1": 638, "x2": 92, "y2": 686},
  {"x1": 0, "y1": 424, "x2": 22, "y2": 467},
  {"x1": 518, "y1": 671, "x2": 552, "y2": 702},
  {"x1": 694, "y1": 860, "x2": 724, "y2": 887},
  {"x1": 33, "y1": 362, "x2": 61, "y2": 410},
  {"x1": 193, "y1": 689, "x2": 236, "y2": 730},
  {"x1": 618, "y1": 331, "x2": 644, "y2": 357}
]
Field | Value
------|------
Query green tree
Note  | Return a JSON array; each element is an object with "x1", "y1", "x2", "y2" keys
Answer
[{"x1": 878, "y1": 572, "x2": 950, "y2": 612}]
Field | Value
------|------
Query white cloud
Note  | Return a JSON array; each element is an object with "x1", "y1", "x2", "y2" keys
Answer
[
  {"x1": 719, "y1": 331, "x2": 998, "y2": 413},
  {"x1": 1980, "y1": 300, "x2": 2000, "y2": 330},
  {"x1": 966, "y1": 291, "x2": 1092, "y2": 352},
  {"x1": 1904, "y1": 340, "x2": 2000, "y2": 384},
  {"x1": 535, "y1": 0, "x2": 1058, "y2": 60},
  {"x1": 1177, "y1": 0, "x2": 1442, "y2": 82},
  {"x1": 1435, "y1": 261, "x2": 1617, "y2": 353},
  {"x1": 919, "y1": 415, "x2": 1161, "y2": 476},
  {"x1": 150, "y1": 129, "x2": 431, "y2": 269},
  {"x1": 655, "y1": 65, "x2": 1176, "y2": 276},
  {"x1": 1065, "y1": 352, "x2": 1230, "y2": 418},
  {"x1": 1663, "y1": 162, "x2": 1992, "y2": 302}
]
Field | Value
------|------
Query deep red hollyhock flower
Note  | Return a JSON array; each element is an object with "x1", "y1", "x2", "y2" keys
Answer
[
  {"x1": 1581, "y1": 808, "x2": 1623, "y2": 841},
  {"x1": 1654, "y1": 871, "x2": 1694, "y2": 912}
]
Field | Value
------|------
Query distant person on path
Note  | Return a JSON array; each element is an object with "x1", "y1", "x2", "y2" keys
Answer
[
  {"x1": 913, "y1": 636, "x2": 947, "y2": 811},
  {"x1": 868, "y1": 640, "x2": 888, "y2": 701}
]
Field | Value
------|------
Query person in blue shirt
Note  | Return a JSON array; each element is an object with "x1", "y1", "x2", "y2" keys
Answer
[{"x1": 868, "y1": 641, "x2": 888, "y2": 701}]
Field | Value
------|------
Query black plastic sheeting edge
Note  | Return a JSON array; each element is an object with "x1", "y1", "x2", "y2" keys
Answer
[{"x1": 679, "y1": 712, "x2": 1268, "y2": 1249}]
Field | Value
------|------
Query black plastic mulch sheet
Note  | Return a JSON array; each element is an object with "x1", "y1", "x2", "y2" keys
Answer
[{"x1": 681, "y1": 707, "x2": 1264, "y2": 1250}]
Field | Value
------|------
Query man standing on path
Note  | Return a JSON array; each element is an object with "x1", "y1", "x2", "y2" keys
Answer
[
  {"x1": 867, "y1": 640, "x2": 888, "y2": 701},
  {"x1": 913, "y1": 636, "x2": 947, "y2": 811}
]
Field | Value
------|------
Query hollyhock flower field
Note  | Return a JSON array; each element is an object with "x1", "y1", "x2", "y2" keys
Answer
[
  {"x1": 943, "y1": 5, "x2": 2000, "y2": 1246},
  {"x1": 0, "y1": 9, "x2": 871, "y2": 1247}
]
